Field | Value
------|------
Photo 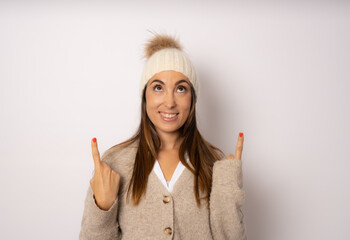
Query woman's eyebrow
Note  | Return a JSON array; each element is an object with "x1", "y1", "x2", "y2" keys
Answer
[{"x1": 150, "y1": 79, "x2": 189, "y2": 85}]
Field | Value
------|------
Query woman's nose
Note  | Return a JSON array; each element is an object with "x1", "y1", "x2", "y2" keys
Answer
[{"x1": 164, "y1": 92, "x2": 176, "y2": 108}]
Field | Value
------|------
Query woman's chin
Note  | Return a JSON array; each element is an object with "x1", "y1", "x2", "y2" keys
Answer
[{"x1": 155, "y1": 126, "x2": 182, "y2": 134}]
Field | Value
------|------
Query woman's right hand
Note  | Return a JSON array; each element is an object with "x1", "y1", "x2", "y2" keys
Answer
[{"x1": 90, "y1": 137, "x2": 121, "y2": 211}]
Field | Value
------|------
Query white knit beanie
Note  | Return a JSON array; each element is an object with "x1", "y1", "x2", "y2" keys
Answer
[{"x1": 139, "y1": 33, "x2": 198, "y2": 101}]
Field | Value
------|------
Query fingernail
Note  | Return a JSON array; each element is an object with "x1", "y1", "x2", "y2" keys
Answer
[
  {"x1": 239, "y1": 132, "x2": 243, "y2": 138},
  {"x1": 92, "y1": 138, "x2": 96, "y2": 142}
]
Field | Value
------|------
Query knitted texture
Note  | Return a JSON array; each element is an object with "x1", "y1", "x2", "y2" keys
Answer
[
  {"x1": 139, "y1": 34, "x2": 199, "y2": 99},
  {"x1": 79, "y1": 140, "x2": 247, "y2": 240}
]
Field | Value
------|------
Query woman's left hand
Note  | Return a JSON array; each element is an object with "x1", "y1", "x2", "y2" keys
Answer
[{"x1": 225, "y1": 132, "x2": 244, "y2": 160}]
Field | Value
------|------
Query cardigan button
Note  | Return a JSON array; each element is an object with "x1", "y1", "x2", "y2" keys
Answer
[
  {"x1": 163, "y1": 195, "x2": 171, "y2": 204},
  {"x1": 163, "y1": 227, "x2": 172, "y2": 235}
]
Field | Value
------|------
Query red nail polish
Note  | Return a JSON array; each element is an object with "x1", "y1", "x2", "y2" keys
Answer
[
  {"x1": 239, "y1": 132, "x2": 243, "y2": 137},
  {"x1": 92, "y1": 138, "x2": 96, "y2": 142}
]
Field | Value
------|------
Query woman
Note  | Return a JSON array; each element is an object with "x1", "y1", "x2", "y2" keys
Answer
[{"x1": 79, "y1": 33, "x2": 247, "y2": 240}]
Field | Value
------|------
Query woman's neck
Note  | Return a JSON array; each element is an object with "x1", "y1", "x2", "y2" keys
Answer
[{"x1": 158, "y1": 131, "x2": 183, "y2": 150}]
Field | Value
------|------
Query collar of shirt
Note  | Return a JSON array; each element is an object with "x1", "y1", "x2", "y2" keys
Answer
[{"x1": 153, "y1": 152, "x2": 190, "y2": 193}]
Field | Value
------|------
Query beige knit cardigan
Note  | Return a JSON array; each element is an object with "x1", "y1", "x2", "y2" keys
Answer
[{"x1": 79, "y1": 141, "x2": 247, "y2": 240}]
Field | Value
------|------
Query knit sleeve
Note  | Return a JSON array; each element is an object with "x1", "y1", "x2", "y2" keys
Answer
[
  {"x1": 79, "y1": 183, "x2": 121, "y2": 240},
  {"x1": 209, "y1": 157, "x2": 247, "y2": 240}
]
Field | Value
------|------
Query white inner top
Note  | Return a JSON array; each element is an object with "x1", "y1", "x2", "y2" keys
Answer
[{"x1": 152, "y1": 152, "x2": 190, "y2": 193}]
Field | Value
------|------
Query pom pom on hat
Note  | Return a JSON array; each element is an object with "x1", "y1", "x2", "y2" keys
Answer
[
  {"x1": 144, "y1": 33, "x2": 183, "y2": 59},
  {"x1": 140, "y1": 31, "x2": 198, "y2": 100}
]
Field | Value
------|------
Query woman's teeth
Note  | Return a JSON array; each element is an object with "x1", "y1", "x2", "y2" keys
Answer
[{"x1": 160, "y1": 113, "x2": 178, "y2": 118}]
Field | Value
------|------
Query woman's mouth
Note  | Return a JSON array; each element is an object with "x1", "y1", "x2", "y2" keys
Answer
[{"x1": 159, "y1": 112, "x2": 179, "y2": 121}]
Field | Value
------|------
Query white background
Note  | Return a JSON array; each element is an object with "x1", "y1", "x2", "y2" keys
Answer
[{"x1": 0, "y1": 1, "x2": 349, "y2": 239}]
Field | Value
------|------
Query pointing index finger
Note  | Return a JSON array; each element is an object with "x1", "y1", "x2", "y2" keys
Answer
[
  {"x1": 91, "y1": 137, "x2": 101, "y2": 170},
  {"x1": 234, "y1": 132, "x2": 244, "y2": 160}
]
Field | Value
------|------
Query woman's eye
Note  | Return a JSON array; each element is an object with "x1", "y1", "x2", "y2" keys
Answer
[
  {"x1": 153, "y1": 85, "x2": 162, "y2": 92},
  {"x1": 177, "y1": 86, "x2": 186, "y2": 93},
  {"x1": 153, "y1": 84, "x2": 187, "y2": 93}
]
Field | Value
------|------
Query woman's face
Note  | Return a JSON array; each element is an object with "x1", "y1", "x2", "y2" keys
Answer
[{"x1": 145, "y1": 70, "x2": 192, "y2": 136}]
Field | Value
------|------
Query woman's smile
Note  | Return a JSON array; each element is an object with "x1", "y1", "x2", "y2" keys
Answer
[{"x1": 159, "y1": 112, "x2": 179, "y2": 121}]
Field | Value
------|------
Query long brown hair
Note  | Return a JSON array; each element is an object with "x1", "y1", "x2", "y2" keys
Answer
[{"x1": 110, "y1": 82, "x2": 225, "y2": 209}]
